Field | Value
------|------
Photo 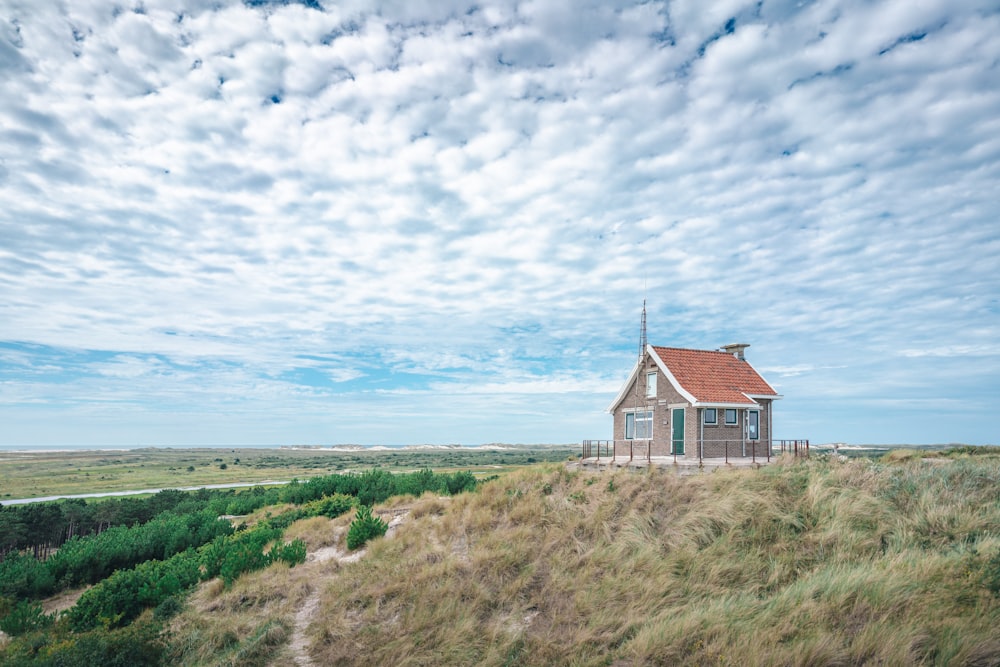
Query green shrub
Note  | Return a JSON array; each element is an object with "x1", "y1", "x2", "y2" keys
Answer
[
  {"x1": 346, "y1": 505, "x2": 388, "y2": 550},
  {"x1": 271, "y1": 539, "x2": 307, "y2": 567},
  {"x1": 2, "y1": 618, "x2": 164, "y2": 666},
  {"x1": 0, "y1": 599, "x2": 52, "y2": 635},
  {"x1": 0, "y1": 550, "x2": 56, "y2": 599},
  {"x1": 313, "y1": 493, "x2": 357, "y2": 518},
  {"x1": 220, "y1": 543, "x2": 271, "y2": 587},
  {"x1": 445, "y1": 470, "x2": 478, "y2": 495},
  {"x1": 153, "y1": 595, "x2": 182, "y2": 621}
]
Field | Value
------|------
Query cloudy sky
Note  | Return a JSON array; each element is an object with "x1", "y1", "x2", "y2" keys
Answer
[{"x1": 1, "y1": 0, "x2": 998, "y2": 448}]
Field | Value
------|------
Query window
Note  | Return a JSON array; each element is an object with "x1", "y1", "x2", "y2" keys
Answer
[
  {"x1": 747, "y1": 411, "x2": 760, "y2": 440},
  {"x1": 703, "y1": 408, "x2": 717, "y2": 425},
  {"x1": 725, "y1": 408, "x2": 737, "y2": 425},
  {"x1": 646, "y1": 371, "x2": 657, "y2": 398},
  {"x1": 626, "y1": 410, "x2": 652, "y2": 439}
]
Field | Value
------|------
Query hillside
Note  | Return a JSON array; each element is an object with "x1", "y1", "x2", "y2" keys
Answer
[{"x1": 167, "y1": 452, "x2": 1000, "y2": 666}]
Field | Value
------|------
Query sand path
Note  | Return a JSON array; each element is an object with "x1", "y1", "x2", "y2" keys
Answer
[{"x1": 287, "y1": 510, "x2": 411, "y2": 667}]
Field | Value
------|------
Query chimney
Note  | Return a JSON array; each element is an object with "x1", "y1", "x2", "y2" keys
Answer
[{"x1": 721, "y1": 343, "x2": 750, "y2": 360}]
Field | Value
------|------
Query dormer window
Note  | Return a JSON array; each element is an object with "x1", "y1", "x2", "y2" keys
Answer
[{"x1": 646, "y1": 371, "x2": 657, "y2": 398}]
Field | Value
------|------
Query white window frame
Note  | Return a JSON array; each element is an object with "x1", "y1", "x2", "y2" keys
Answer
[
  {"x1": 747, "y1": 410, "x2": 760, "y2": 441},
  {"x1": 646, "y1": 371, "x2": 657, "y2": 398},
  {"x1": 625, "y1": 410, "x2": 653, "y2": 440},
  {"x1": 703, "y1": 408, "x2": 717, "y2": 425},
  {"x1": 725, "y1": 408, "x2": 738, "y2": 425}
]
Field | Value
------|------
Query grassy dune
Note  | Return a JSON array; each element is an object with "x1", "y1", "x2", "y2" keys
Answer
[{"x1": 166, "y1": 452, "x2": 1000, "y2": 666}]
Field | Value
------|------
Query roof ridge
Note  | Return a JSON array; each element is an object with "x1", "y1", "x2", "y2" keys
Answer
[{"x1": 651, "y1": 344, "x2": 731, "y2": 355}]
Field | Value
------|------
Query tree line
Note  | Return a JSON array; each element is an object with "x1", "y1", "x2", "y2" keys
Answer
[
  {"x1": 0, "y1": 489, "x2": 207, "y2": 560},
  {"x1": 0, "y1": 468, "x2": 477, "y2": 560}
]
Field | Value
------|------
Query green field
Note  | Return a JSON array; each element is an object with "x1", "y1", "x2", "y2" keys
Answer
[{"x1": 0, "y1": 445, "x2": 578, "y2": 501}]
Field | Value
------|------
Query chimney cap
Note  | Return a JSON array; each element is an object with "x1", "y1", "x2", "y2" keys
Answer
[{"x1": 721, "y1": 343, "x2": 750, "y2": 360}]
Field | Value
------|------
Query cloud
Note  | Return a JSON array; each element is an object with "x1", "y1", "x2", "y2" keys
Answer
[{"x1": 0, "y1": 0, "x2": 998, "y2": 446}]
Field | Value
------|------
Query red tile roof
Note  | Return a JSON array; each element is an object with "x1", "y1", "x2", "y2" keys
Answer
[{"x1": 651, "y1": 346, "x2": 778, "y2": 405}]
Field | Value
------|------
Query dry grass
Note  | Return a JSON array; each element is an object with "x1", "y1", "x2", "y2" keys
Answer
[
  {"x1": 167, "y1": 563, "x2": 312, "y2": 666},
  {"x1": 167, "y1": 511, "x2": 356, "y2": 666},
  {"x1": 167, "y1": 456, "x2": 1000, "y2": 666},
  {"x1": 283, "y1": 515, "x2": 343, "y2": 551}
]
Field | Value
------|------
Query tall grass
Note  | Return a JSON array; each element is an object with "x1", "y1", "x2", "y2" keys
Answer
[{"x1": 168, "y1": 456, "x2": 1000, "y2": 666}]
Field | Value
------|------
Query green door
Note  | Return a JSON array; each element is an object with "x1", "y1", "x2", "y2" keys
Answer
[{"x1": 671, "y1": 408, "x2": 685, "y2": 455}]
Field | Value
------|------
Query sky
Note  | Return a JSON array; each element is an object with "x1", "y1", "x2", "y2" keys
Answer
[{"x1": 1, "y1": 0, "x2": 998, "y2": 448}]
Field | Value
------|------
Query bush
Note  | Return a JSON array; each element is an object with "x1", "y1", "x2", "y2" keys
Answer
[
  {"x1": 346, "y1": 505, "x2": 388, "y2": 550},
  {"x1": 0, "y1": 551, "x2": 56, "y2": 599},
  {"x1": 0, "y1": 599, "x2": 52, "y2": 636},
  {"x1": 153, "y1": 596, "x2": 182, "y2": 621},
  {"x1": 2, "y1": 618, "x2": 164, "y2": 666},
  {"x1": 219, "y1": 541, "x2": 271, "y2": 587},
  {"x1": 444, "y1": 470, "x2": 478, "y2": 495},
  {"x1": 312, "y1": 493, "x2": 356, "y2": 518},
  {"x1": 270, "y1": 539, "x2": 307, "y2": 567}
]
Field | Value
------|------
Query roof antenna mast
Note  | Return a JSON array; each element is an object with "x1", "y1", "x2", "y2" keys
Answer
[
  {"x1": 638, "y1": 298, "x2": 647, "y2": 360},
  {"x1": 634, "y1": 296, "x2": 651, "y2": 462}
]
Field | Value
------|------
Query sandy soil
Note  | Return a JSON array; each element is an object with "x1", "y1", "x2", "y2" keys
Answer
[
  {"x1": 41, "y1": 587, "x2": 88, "y2": 615},
  {"x1": 287, "y1": 510, "x2": 411, "y2": 667}
]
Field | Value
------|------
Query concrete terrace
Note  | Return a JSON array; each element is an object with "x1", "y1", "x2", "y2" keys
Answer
[{"x1": 570, "y1": 455, "x2": 777, "y2": 474}]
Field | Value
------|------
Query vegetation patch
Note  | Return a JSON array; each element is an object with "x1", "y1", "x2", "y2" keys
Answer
[
  {"x1": 0, "y1": 467, "x2": 484, "y2": 663},
  {"x1": 5, "y1": 453, "x2": 1000, "y2": 665},
  {"x1": 346, "y1": 505, "x2": 389, "y2": 551}
]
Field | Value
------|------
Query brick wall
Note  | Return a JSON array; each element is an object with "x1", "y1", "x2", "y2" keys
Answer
[{"x1": 610, "y1": 359, "x2": 775, "y2": 459}]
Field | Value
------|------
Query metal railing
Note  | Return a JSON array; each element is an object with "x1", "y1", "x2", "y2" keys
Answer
[
  {"x1": 581, "y1": 439, "x2": 613, "y2": 461},
  {"x1": 775, "y1": 439, "x2": 810, "y2": 457},
  {"x1": 697, "y1": 439, "x2": 770, "y2": 463},
  {"x1": 580, "y1": 439, "x2": 676, "y2": 463},
  {"x1": 581, "y1": 438, "x2": 810, "y2": 462}
]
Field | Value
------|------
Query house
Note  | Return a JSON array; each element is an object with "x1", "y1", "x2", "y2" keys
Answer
[{"x1": 607, "y1": 343, "x2": 780, "y2": 460}]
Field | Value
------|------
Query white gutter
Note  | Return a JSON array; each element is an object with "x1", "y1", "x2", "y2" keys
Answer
[
  {"x1": 742, "y1": 409, "x2": 747, "y2": 457},
  {"x1": 699, "y1": 408, "x2": 704, "y2": 461},
  {"x1": 695, "y1": 400, "x2": 758, "y2": 408},
  {"x1": 745, "y1": 393, "x2": 783, "y2": 401}
]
